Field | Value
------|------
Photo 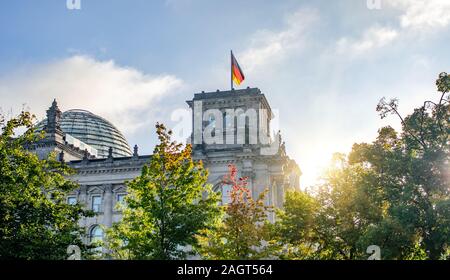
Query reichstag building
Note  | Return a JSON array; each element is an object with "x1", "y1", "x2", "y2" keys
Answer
[{"x1": 28, "y1": 87, "x2": 301, "y2": 246}]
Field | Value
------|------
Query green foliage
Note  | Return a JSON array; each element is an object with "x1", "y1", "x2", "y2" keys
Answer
[
  {"x1": 308, "y1": 153, "x2": 385, "y2": 259},
  {"x1": 306, "y1": 72, "x2": 449, "y2": 260},
  {"x1": 0, "y1": 111, "x2": 93, "y2": 259},
  {"x1": 365, "y1": 73, "x2": 449, "y2": 259},
  {"x1": 106, "y1": 123, "x2": 220, "y2": 260},
  {"x1": 276, "y1": 191, "x2": 317, "y2": 245},
  {"x1": 2, "y1": 72, "x2": 448, "y2": 260},
  {"x1": 272, "y1": 72, "x2": 448, "y2": 260},
  {"x1": 271, "y1": 191, "x2": 321, "y2": 259},
  {"x1": 197, "y1": 165, "x2": 274, "y2": 260}
]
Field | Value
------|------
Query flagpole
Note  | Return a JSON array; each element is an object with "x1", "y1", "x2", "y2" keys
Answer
[{"x1": 230, "y1": 50, "x2": 233, "y2": 91}]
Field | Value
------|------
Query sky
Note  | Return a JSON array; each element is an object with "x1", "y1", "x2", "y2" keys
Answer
[{"x1": 0, "y1": 0, "x2": 449, "y2": 188}]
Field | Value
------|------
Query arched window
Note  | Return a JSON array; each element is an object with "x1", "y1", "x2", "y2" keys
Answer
[
  {"x1": 220, "y1": 184, "x2": 233, "y2": 205},
  {"x1": 90, "y1": 225, "x2": 103, "y2": 243}
]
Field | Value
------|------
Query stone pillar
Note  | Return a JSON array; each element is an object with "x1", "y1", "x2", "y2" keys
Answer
[
  {"x1": 253, "y1": 165, "x2": 270, "y2": 204},
  {"x1": 77, "y1": 185, "x2": 88, "y2": 242},
  {"x1": 279, "y1": 184, "x2": 284, "y2": 209},
  {"x1": 77, "y1": 185, "x2": 87, "y2": 210},
  {"x1": 269, "y1": 177, "x2": 283, "y2": 223},
  {"x1": 103, "y1": 184, "x2": 113, "y2": 228}
]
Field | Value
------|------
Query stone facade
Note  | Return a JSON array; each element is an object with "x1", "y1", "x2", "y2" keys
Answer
[
  {"x1": 67, "y1": 153, "x2": 150, "y2": 244},
  {"x1": 31, "y1": 87, "x2": 301, "y2": 244},
  {"x1": 187, "y1": 88, "x2": 301, "y2": 220}
]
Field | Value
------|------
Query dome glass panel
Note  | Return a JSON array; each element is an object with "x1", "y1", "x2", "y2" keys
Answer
[{"x1": 36, "y1": 109, "x2": 132, "y2": 158}]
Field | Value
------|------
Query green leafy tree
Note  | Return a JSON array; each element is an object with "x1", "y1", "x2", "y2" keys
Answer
[
  {"x1": 271, "y1": 190, "x2": 321, "y2": 259},
  {"x1": 312, "y1": 153, "x2": 385, "y2": 259},
  {"x1": 312, "y1": 72, "x2": 449, "y2": 259},
  {"x1": 197, "y1": 164, "x2": 274, "y2": 260},
  {"x1": 363, "y1": 72, "x2": 449, "y2": 259},
  {"x1": 106, "y1": 123, "x2": 220, "y2": 260},
  {"x1": 0, "y1": 111, "x2": 93, "y2": 259}
]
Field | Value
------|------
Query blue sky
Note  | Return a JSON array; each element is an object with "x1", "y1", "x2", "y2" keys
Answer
[{"x1": 1, "y1": 0, "x2": 449, "y2": 187}]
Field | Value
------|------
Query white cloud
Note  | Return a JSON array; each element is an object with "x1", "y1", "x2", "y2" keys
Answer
[
  {"x1": 228, "y1": 4, "x2": 446, "y2": 188},
  {"x1": 0, "y1": 55, "x2": 183, "y2": 134},
  {"x1": 336, "y1": 26, "x2": 398, "y2": 55},
  {"x1": 240, "y1": 8, "x2": 318, "y2": 73},
  {"x1": 388, "y1": 0, "x2": 450, "y2": 29},
  {"x1": 334, "y1": 0, "x2": 450, "y2": 57}
]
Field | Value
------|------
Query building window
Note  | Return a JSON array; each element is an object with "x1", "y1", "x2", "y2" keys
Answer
[
  {"x1": 221, "y1": 184, "x2": 233, "y2": 205},
  {"x1": 117, "y1": 194, "x2": 126, "y2": 205},
  {"x1": 90, "y1": 225, "x2": 103, "y2": 243},
  {"x1": 90, "y1": 225, "x2": 104, "y2": 253},
  {"x1": 67, "y1": 196, "x2": 77, "y2": 205},
  {"x1": 92, "y1": 196, "x2": 102, "y2": 212}
]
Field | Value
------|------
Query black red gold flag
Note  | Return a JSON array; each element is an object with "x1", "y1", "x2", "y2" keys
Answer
[{"x1": 231, "y1": 51, "x2": 245, "y2": 87}]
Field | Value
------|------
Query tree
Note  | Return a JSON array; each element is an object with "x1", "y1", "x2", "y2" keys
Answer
[
  {"x1": 197, "y1": 164, "x2": 274, "y2": 260},
  {"x1": 271, "y1": 190, "x2": 321, "y2": 259},
  {"x1": 312, "y1": 153, "x2": 385, "y2": 260},
  {"x1": 0, "y1": 111, "x2": 93, "y2": 259},
  {"x1": 367, "y1": 72, "x2": 449, "y2": 259},
  {"x1": 312, "y1": 72, "x2": 449, "y2": 259},
  {"x1": 106, "y1": 123, "x2": 220, "y2": 260}
]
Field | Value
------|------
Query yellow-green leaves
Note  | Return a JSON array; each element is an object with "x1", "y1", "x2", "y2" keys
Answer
[{"x1": 106, "y1": 123, "x2": 220, "y2": 260}]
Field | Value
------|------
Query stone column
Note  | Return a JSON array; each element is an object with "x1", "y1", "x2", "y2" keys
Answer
[
  {"x1": 77, "y1": 185, "x2": 87, "y2": 211},
  {"x1": 241, "y1": 159, "x2": 254, "y2": 198},
  {"x1": 273, "y1": 176, "x2": 285, "y2": 209},
  {"x1": 77, "y1": 185, "x2": 88, "y2": 243},
  {"x1": 103, "y1": 184, "x2": 113, "y2": 228},
  {"x1": 253, "y1": 165, "x2": 270, "y2": 204}
]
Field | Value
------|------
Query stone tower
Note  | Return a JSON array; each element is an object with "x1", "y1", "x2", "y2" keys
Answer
[{"x1": 186, "y1": 88, "x2": 301, "y2": 215}]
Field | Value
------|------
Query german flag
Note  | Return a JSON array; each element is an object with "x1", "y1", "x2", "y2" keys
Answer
[{"x1": 231, "y1": 51, "x2": 245, "y2": 86}]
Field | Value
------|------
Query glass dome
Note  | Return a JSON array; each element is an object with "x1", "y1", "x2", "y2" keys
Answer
[{"x1": 36, "y1": 109, "x2": 132, "y2": 158}]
